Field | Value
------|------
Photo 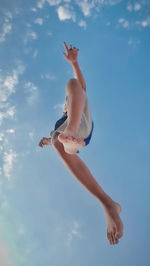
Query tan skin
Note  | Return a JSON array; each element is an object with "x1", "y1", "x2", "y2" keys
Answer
[
  {"x1": 39, "y1": 42, "x2": 80, "y2": 149},
  {"x1": 39, "y1": 42, "x2": 123, "y2": 245}
]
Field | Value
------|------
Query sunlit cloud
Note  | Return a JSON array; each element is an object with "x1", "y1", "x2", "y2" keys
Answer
[
  {"x1": 57, "y1": 5, "x2": 76, "y2": 21},
  {"x1": 0, "y1": 106, "x2": 15, "y2": 126},
  {"x1": 0, "y1": 11, "x2": 12, "y2": 43},
  {"x1": 28, "y1": 132, "x2": 34, "y2": 141},
  {"x1": 75, "y1": 0, "x2": 95, "y2": 16},
  {"x1": 127, "y1": 2, "x2": 132, "y2": 12},
  {"x1": 3, "y1": 149, "x2": 17, "y2": 181},
  {"x1": 24, "y1": 82, "x2": 39, "y2": 105},
  {"x1": 34, "y1": 18, "x2": 43, "y2": 25},
  {"x1": 24, "y1": 30, "x2": 38, "y2": 44},
  {"x1": 37, "y1": 0, "x2": 61, "y2": 9},
  {"x1": 41, "y1": 73, "x2": 56, "y2": 80},
  {"x1": 66, "y1": 221, "x2": 82, "y2": 247},
  {"x1": 128, "y1": 38, "x2": 140, "y2": 46},
  {"x1": 5, "y1": 129, "x2": 15, "y2": 134},
  {"x1": 141, "y1": 17, "x2": 150, "y2": 27},
  {"x1": 31, "y1": 7, "x2": 37, "y2": 12},
  {"x1": 53, "y1": 103, "x2": 64, "y2": 110},
  {"x1": 118, "y1": 18, "x2": 129, "y2": 28},
  {"x1": 78, "y1": 20, "x2": 87, "y2": 29},
  {"x1": 134, "y1": 3, "x2": 141, "y2": 11},
  {"x1": 32, "y1": 49, "x2": 38, "y2": 58},
  {"x1": 127, "y1": 2, "x2": 141, "y2": 12},
  {"x1": 0, "y1": 64, "x2": 25, "y2": 125}
]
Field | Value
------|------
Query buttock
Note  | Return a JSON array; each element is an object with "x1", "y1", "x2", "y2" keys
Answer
[{"x1": 50, "y1": 113, "x2": 94, "y2": 147}]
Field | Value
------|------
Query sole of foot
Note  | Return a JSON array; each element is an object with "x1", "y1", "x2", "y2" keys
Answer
[{"x1": 58, "y1": 133, "x2": 85, "y2": 154}]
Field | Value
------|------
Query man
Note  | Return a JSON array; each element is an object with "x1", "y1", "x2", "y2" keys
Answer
[{"x1": 39, "y1": 42, "x2": 123, "y2": 245}]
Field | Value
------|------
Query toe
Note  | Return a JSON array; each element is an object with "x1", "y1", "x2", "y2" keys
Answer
[
  {"x1": 115, "y1": 230, "x2": 123, "y2": 239},
  {"x1": 107, "y1": 231, "x2": 113, "y2": 245},
  {"x1": 111, "y1": 232, "x2": 116, "y2": 245}
]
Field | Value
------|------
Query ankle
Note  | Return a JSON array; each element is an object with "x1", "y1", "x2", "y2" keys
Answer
[{"x1": 98, "y1": 193, "x2": 115, "y2": 209}]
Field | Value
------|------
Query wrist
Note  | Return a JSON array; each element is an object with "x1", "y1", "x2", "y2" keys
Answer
[{"x1": 71, "y1": 61, "x2": 78, "y2": 66}]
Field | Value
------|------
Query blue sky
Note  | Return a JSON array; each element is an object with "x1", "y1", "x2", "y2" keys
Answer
[{"x1": 0, "y1": 0, "x2": 150, "y2": 265}]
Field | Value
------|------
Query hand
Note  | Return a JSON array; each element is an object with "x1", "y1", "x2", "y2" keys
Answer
[
  {"x1": 63, "y1": 41, "x2": 79, "y2": 64},
  {"x1": 39, "y1": 137, "x2": 52, "y2": 148}
]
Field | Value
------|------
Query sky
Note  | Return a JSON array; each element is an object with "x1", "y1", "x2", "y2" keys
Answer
[{"x1": 0, "y1": 0, "x2": 150, "y2": 265}]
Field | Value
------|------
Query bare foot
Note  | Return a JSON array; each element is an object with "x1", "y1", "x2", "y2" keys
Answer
[
  {"x1": 104, "y1": 201, "x2": 123, "y2": 245},
  {"x1": 58, "y1": 132, "x2": 85, "y2": 154}
]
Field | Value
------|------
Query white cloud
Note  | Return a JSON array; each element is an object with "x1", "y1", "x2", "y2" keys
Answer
[
  {"x1": 66, "y1": 221, "x2": 82, "y2": 247},
  {"x1": 31, "y1": 7, "x2": 37, "y2": 12},
  {"x1": 75, "y1": 0, "x2": 95, "y2": 16},
  {"x1": 128, "y1": 38, "x2": 140, "y2": 46},
  {"x1": 37, "y1": 0, "x2": 46, "y2": 8},
  {"x1": 34, "y1": 18, "x2": 43, "y2": 25},
  {"x1": 118, "y1": 18, "x2": 129, "y2": 28},
  {"x1": 47, "y1": 0, "x2": 62, "y2": 5},
  {"x1": 0, "y1": 11, "x2": 13, "y2": 43},
  {"x1": 0, "y1": 106, "x2": 15, "y2": 125},
  {"x1": 105, "y1": 0, "x2": 121, "y2": 5},
  {"x1": 0, "y1": 64, "x2": 25, "y2": 125},
  {"x1": 41, "y1": 73, "x2": 56, "y2": 80},
  {"x1": 5, "y1": 129, "x2": 15, "y2": 134},
  {"x1": 134, "y1": 3, "x2": 141, "y2": 11},
  {"x1": 78, "y1": 20, "x2": 87, "y2": 29},
  {"x1": 32, "y1": 49, "x2": 38, "y2": 58},
  {"x1": 37, "y1": 0, "x2": 61, "y2": 9},
  {"x1": 53, "y1": 103, "x2": 64, "y2": 111},
  {"x1": 135, "y1": 17, "x2": 150, "y2": 28},
  {"x1": 141, "y1": 17, "x2": 150, "y2": 27},
  {"x1": 127, "y1": 3, "x2": 132, "y2": 12},
  {"x1": 3, "y1": 149, "x2": 17, "y2": 181},
  {"x1": 24, "y1": 82, "x2": 39, "y2": 105},
  {"x1": 0, "y1": 133, "x2": 4, "y2": 141},
  {"x1": 28, "y1": 132, "x2": 34, "y2": 141},
  {"x1": 24, "y1": 30, "x2": 38, "y2": 44},
  {"x1": 57, "y1": 5, "x2": 76, "y2": 21}
]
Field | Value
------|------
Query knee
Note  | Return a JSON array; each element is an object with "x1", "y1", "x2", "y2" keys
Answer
[
  {"x1": 51, "y1": 133, "x2": 64, "y2": 153},
  {"x1": 66, "y1": 78, "x2": 81, "y2": 93}
]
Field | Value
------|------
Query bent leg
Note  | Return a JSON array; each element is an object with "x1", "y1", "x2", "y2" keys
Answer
[
  {"x1": 58, "y1": 78, "x2": 86, "y2": 154},
  {"x1": 52, "y1": 133, "x2": 123, "y2": 245},
  {"x1": 65, "y1": 78, "x2": 85, "y2": 135}
]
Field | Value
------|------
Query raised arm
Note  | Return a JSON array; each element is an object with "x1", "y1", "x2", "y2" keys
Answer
[{"x1": 63, "y1": 42, "x2": 86, "y2": 92}]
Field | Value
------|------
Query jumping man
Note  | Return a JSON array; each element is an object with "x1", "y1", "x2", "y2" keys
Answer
[{"x1": 39, "y1": 42, "x2": 123, "y2": 245}]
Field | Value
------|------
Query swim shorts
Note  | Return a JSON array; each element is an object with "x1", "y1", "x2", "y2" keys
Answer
[{"x1": 50, "y1": 91, "x2": 94, "y2": 147}]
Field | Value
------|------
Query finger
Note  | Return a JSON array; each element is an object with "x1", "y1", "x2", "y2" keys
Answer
[
  {"x1": 39, "y1": 143, "x2": 43, "y2": 147},
  {"x1": 63, "y1": 52, "x2": 68, "y2": 60},
  {"x1": 63, "y1": 42, "x2": 68, "y2": 53},
  {"x1": 69, "y1": 44, "x2": 72, "y2": 49}
]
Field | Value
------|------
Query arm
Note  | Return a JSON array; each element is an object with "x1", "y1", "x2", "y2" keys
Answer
[
  {"x1": 63, "y1": 42, "x2": 86, "y2": 92},
  {"x1": 71, "y1": 61, "x2": 86, "y2": 92}
]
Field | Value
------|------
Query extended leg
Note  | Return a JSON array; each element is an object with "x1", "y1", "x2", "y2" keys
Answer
[{"x1": 52, "y1": 133, "x2": 123, "y2": 245}]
